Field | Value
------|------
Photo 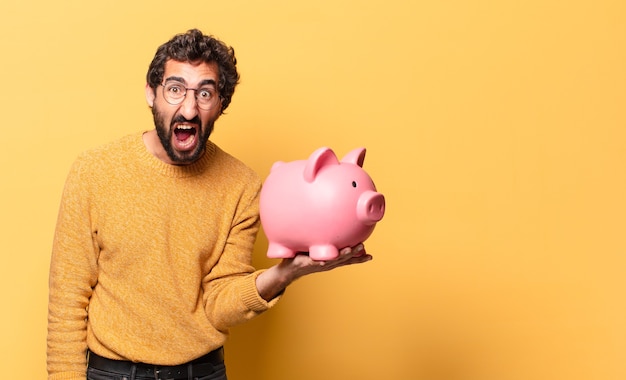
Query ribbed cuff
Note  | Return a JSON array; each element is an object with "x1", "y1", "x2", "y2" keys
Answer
[{"x1": 240, "y1": 270, "x2": 282, "y2": 312}]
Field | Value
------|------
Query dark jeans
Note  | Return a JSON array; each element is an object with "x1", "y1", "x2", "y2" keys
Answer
[
  {"x1": 86, "y1": 364, "x2": 226, "y2": 380},
  {"x1": 86, "y1": 350, "x2": 227, "y2": 380}
]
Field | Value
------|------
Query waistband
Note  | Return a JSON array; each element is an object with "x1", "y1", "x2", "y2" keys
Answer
[{"x1": 88, "y1": 347, "x2": 224, "y2": 380}]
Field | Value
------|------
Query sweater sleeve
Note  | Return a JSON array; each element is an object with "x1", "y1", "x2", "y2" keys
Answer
[
  {"x1": 47, "y1": 156, "x2": 99, "y2": 380},
  {"x1": 201, "y1": 181, "x2": 280, "y2": 331}
]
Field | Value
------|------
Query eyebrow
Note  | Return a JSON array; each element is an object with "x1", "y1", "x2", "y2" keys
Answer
[{"x1": 164, "y1": 76, "x2": 217, "y2": 88}]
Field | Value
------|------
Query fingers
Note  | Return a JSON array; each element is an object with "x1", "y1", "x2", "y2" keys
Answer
[
  {"x1": 320, "y1": 243, "x2": 370, "y2": 268},
  {"x1": 296, "y1": 243, "x2": 371, "y2": 270},
  {"x1": 339, "y1": 243, "x2": 366, "y2": 259}
]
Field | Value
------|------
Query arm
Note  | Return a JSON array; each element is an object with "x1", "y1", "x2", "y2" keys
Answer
[
  {"x1": 48, "y1": 157, "x2": 99, "y2": 379},
  {"x1": 200, "y1": 180, "x2": 278, "y2": 330},
  {"x1": 255, "y1": 244, "x2": 373, "y2": 302}
]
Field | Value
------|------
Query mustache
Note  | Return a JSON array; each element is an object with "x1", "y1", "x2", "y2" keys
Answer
[{"x1": 171, "y1": 115, "x2": 201, "y2": 126}]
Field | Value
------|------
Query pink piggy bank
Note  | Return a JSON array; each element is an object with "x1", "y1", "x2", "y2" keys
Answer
[{"x1": 260, "y1": 147, "x2": 385, "y2": 261}]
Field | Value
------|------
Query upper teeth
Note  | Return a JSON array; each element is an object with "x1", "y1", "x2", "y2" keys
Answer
[{"x1": 177, "y1": 125, "x2": 193, "y2": 130}]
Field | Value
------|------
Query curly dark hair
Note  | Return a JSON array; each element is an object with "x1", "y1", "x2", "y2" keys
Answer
[{"x1": 146, "y1": 29, "x2": 240, "y2": 113}]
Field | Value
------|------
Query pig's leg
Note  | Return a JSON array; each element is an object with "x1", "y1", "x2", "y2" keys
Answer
[
  {"x1": 309, "y1": 245, "x2": 340, "y2": 261},
  {"x1": 267, "y1": 243, "x2": 297, "y2": 258}
]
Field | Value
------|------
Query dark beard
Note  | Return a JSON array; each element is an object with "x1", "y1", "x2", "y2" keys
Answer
[{"x1": 152, "y1": 106, "x2": 214, "y2": 164}]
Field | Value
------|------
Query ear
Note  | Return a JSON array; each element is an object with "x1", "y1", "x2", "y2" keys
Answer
[
  {"x1": 303, "y1": 147, "x2": 339, "y2": 183},
  {"x1": 145, "y1": 83, "x2": 156, "y2": 107},
  {"x1": 341, "y1": 147, "x2": 366, "y2": 167}
]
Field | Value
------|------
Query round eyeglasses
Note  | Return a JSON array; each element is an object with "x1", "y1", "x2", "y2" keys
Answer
[{"x1": 159, "y1": 82, "x2": 221, "y2": 111}]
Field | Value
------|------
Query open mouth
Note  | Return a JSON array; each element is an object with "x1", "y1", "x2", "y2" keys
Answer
[{"x1": 173, "y1": 124, "x2": 198, "y2": 150}]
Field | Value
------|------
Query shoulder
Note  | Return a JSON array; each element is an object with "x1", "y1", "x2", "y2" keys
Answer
[
  {"x1": 80, "y1": 133, "x2": 141, "y2": 161},
  {"x1": 71, "y1": 133, "x2": 143, "y2": 170},
  {"x1": 73, "y1": 133, "x2": 139, "y2": 162},
  {"x1": 209, "y1": 142, "x2": 262, "y2": 187}
]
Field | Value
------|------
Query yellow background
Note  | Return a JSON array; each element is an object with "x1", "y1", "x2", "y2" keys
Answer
[{"x1": 1, "y1": 0, "x2": 625, "y2": 379}]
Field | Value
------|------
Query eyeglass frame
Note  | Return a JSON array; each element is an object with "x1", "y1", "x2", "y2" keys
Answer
[{"x1": 158, "y1": 80, "x2": 222, "y2": 111}]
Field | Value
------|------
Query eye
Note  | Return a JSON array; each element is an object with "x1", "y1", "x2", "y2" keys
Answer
[
  {"x1": 197, "y1": 88, "x2": 214, "y2": 100},
  {"x1": 352, "y1": 181, "x2": 357, "y2": 188},
  {"x1": 166, "y1": 84, "x2": 184, "y2": 95}
]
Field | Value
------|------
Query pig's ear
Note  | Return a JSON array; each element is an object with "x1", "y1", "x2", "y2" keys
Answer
[
  {"x1": 270, "y1": 161, "x2": 285, "y2": 172},
  {"x1": 303, "y1": 147, "x2": 339, "y2": 182},
  {"x1": 341, "y1": 147, "x2": 366, "y2": 167}
]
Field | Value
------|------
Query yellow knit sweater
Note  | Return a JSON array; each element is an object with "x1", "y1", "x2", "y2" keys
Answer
[{"x1": 48, "y1": 133, "x2": 277, "y2": 380}]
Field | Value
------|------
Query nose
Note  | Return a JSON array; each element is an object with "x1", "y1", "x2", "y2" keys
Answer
[
  {"x1": 356, "y1": 191, "x2": 386, "y2": 224},
  {"x1": 178, "y1": 90, "x2": 200, "y2": 120}
]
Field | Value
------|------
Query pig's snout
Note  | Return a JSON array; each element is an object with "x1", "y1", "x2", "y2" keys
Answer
[{"x1": 357, "y1": 191, "x2": 386, "y2": 224}]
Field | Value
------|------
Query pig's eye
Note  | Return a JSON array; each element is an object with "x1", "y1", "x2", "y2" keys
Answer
[{"x1": 352, "y1": 181, "x2": 357, "y2": 188}]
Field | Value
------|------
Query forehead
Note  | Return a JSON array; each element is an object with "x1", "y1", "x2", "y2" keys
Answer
[{"x1": 163, "y1": 60, "x2": 219, "y2": 85}]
